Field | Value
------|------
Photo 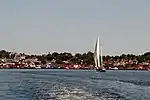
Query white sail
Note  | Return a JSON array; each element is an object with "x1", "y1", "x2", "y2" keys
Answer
[
  {"x1": 94, "y1": 41, "x2": 98, "y2": 68},
  {"x1": 97, "y1": 37, "x2": 100, "y2": 67},
  {"x1": 94, "y1": 37, "x2": 104, "y2": 69},
  {"x1": 100, "y1": 43, "x2": 103, "y2": 67}
]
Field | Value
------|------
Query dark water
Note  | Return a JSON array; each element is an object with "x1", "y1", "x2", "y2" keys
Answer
[{"x1": 0, "y1": 69, "x2": 150, "y2": 100}]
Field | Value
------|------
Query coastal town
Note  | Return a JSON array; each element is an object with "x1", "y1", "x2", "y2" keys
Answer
[{"x1": 0, "y1": 50, "x2": 150, "y2": 70}]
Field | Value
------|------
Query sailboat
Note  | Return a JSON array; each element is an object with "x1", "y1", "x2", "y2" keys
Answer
[{"x1": 94, "y1": 37, "x2": 106, "y2": 72}]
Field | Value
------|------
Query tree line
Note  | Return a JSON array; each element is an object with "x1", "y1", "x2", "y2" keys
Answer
[{"x1": 0, "y1": 50, "x2": 150, "y2": 65}]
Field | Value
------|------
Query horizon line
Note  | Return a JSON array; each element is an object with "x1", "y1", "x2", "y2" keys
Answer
[{"x1": 0, "y1": 49, "x2": 148, "y2": 56}]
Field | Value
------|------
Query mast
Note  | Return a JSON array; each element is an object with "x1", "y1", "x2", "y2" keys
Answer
[{"x1": 100, "y1": 43, "x2": 103, "y2": 67}]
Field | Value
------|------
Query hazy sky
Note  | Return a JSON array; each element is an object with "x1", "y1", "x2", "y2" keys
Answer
[{"x1": 0, "y1": 0, "x2": 150, "y2": 55}]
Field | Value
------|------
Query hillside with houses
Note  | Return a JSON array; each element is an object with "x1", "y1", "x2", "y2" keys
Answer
[{"x1": 0, "y1": 50, "x2": 150, "y2": 70}]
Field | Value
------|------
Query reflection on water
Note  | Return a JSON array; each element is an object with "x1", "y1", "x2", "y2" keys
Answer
[{"x1": 0, "y1": 69, "x2": 150, "y2": 100}]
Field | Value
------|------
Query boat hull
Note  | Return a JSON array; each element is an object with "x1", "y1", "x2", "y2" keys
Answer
[{"x1": 96, "y1": 68, "x2": 106, "y2": 72}]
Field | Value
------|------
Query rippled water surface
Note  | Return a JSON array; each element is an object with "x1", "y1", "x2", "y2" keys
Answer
[{"x1": 0, "y1": 69, "x2": 150, "y2": 100}]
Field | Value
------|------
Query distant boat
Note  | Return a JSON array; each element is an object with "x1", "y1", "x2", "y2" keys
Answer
[
  {"x1": 94, "y1": 37, "x2": 106, "y2": 72},
  {"x1": 109, "y1": 67, "x2": 118, "y2": 70},
  {"x1": 35, "y1": 65, "x2": 41, "y2": 69}
]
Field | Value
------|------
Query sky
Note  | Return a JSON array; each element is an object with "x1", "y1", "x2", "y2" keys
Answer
[{"x1": 0, "y1": 0, "x2": 150, "y2": 56}]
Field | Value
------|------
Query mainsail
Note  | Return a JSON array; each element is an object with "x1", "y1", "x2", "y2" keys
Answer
[
  {"x1": 94, "y1": 40, "x2": 98, "y2": 68},
  {"x1": 94, "y1": 37, "x2": 103, "y2": 69}
]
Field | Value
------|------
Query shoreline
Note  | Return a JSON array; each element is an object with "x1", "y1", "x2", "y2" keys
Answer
[{"x1": 0, "y1": 68, "x2": 149, "y2": 71}]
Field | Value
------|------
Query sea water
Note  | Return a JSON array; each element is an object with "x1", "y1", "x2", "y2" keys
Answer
[{"x1": 0, "y1": 69, "x2": 150, "y2": 100}]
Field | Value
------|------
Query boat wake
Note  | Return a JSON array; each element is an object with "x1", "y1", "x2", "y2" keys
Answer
[
  {"x1": 30, "y1": 82, "x2": 123, "y2": 100},
  {"x1": 1, "y1": 70, "x2": 150, "y2": 100},
  {"x1": 90, "y1": 77, "x2": 150, "y2": 87}
]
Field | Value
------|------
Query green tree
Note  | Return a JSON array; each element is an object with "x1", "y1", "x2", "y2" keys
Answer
[
  {"x1": 0, "y1": 50, "x2": 10, "y2": 58},
  {"x1": 119, "y1": 54, "x2": 127, "y2": 59},
  {"x1": 143, "y1": 52, "x2": 150, "y2": 60},
  {"x1": 84, "y1": 51, "x2": 94, "y2": 65},
  {"x1": 46, "y1": 53, "x2": 53, "y2": 61}
]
